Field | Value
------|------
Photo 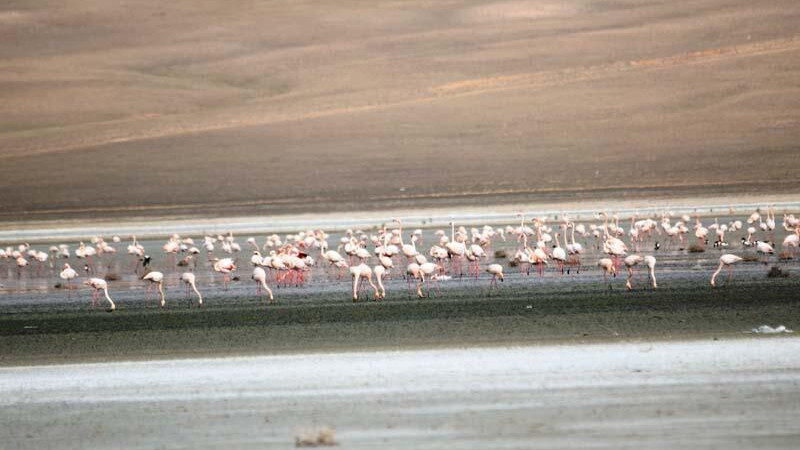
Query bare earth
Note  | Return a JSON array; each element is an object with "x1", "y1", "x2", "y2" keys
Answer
[
  {"x1": 1, "y1": 0, "x2": 799, "y2": 221},
  {"x1": 2, "y1": 339, "x2": 799, "y2": 449}
]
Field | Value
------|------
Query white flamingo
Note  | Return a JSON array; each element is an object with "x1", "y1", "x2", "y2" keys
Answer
[
  {"x1": 180, "y1": 272, "x2": 203, "y2": 307},
  {"x1": 59, "y1": 263, "x2": 78, "y2": 298},
  {"x1": 486, "y1": 263, "x2": 504, "y2": 292},
  {"x1": 84, "y1": 278, "x2": 116, "y2": 311},
  {"x1": 252, "y1": 267, "x2": 274, "y2": 302},
  {"x1": 213, "y1": 258, "x2": 237, "y2": 290},
  {"x1": 373, "y1": 265, "x2": 387, "y2": 299},
  {"x1": 711, "y1": 254, "x2": 744, "y2": 287},
  {"x1": 143, "y1": 271, "x2": 166, "y2": 307},
  {"x1": 350, "y1": 263, "x2": 379, "y2": 301}
]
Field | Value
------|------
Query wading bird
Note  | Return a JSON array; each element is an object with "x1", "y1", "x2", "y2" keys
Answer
[
  {"x1": 486, "y1": 263, "x2": 504, "y2": 292},
  {"x1": 143, "y1": 271, "x2": 166, "y2": 307},
  {"x1": 710, "y1": 254, "x2": 744, "y2": 287},
  {"x1": 180, "y1": 272, "x2": 203, "y2": 307},
  {"x1": 59, "y1": 263, "x2": 78, "y2": 298},
  {"x1": 252, "y1": 267, "x2": 275, "y2": 303},
  {"x1": 84, "y1": 278, "x2": 116, "y2": 311}
]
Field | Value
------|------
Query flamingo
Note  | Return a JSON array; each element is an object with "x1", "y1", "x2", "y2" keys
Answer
[
  {"x1": 694, "y1": 217, "x2": 709, "y2": 249},
  {"x1": 406, "y1": 263, "x2": 422, "y2": 297},
  {"x1": 33, "y1": 251, "x2": 48, "y2": 276},
  {"x1": 465, "y1": 244, "x2": 485, "y2": 279},
  {"x1": 756, "y1": 240, "x2": 774, "y2": 264},
  {"x1": 644, "y1": 255, "x2": 657, "y2": 289},
  {"x1": 84, "y1": 278, "x2": 116, "y2": 311},
  {"x1": 417, "y1": 262, "x2": 443, "y2": 297},
  {"x1": 598, "y1": 258, "x2": 616, "y2": 287},
  {"x1": 250, "y1": 251, "x2": 264, "y2": 267},
  {"x1": 59, "y1": 263, "x2": 78, "y2": 298},
  {"x1": 486, "y1": 263, "x2": 504, "y2": 291},
  {"x1": 213, "y1": 258, "x2": 236, "y2": 290},
  {"x1": 394, "y1": 219, "x2": 419, "y2": 262},
  {"x1": 551, "y1": 231, "x2": 567, "y2": 275},
  {"x1": 623, "y1": 255, "x2": 657, "y2": 290},
  {"x1": 354, "y1": 244, "x2": 371, "y2": 262},
  {"x1": 163, "y1": 238, "x2": 180, "y2": 266},
  {"x1": 350, "y1": 263, "x2": 379, "y2": 301},
  {"x1": 568, "y1": 222, "x2": 584, "y2": 271},
  {"x1": 782, "y1": 228, "x2": 799, "y2": 258},
  {"x1": 269, "y1": 252, "x2": 288, "y2": 283},
  {"x1": 377, "y1": 251, "x2": 394, "y2": 272},
  {"x1": 514, "y1": 248, "x2": 531, "y2": 276},
  {"x1": 623, "y1": 255, "x2": 644, "y2": 290},
  {"x1": 603, "y1": 236, "x2": 627, "y2": 272},
  {"x1": 180, "y1": 272, "x2": 203, "y2": 307},
  {"x1": 15, "y1": 256, "x2": 28, "y2": 277},
  {"x1": 711, "y1": 254, "x2": 744, "y2": 287},
  {"x1": 143, "y1": 271, "x2": 166, "y2": 307},
  {"x1": 373, "y1": 265, "x2": 387, "y2": 299},
  {"x1": 429, "y1": 245, "x2": 449, "y2": 266},
  {"x1": 445, "y1": 222, "x2": 467, "y2": 278},
  {"x1": 252, "y1": 267, "x2": 274, "y2": 302},
  {"x1": 246, "y1": 237, "x2": 259, "y2": 251},
  {"x1": 282, "y1": 252, "x2": 309, "y2": 287},
  {"x1": 322, "y1": 249, "x2": 347, "y2": 279},
  {"x1": 766, "y1": 206, "x2": 776, "y2": 240},
  {"x1": 531, "y1": 247, "x2": 549, "y2": 277},
  {"x1": 127, "y1": 235, "x2": 145, "y2": 271}
]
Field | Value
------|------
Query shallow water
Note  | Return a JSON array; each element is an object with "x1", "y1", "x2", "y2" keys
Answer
[{"x1": 0, "y1": 211, "x2": 796, "y2": 308}]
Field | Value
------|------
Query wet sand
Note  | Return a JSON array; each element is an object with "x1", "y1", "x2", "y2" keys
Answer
[{"x1": 2, "y1": 338, "x2": 799, "y2": 449}]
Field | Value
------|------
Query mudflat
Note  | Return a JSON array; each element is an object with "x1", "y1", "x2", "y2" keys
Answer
[
  {"x1": 2, "y1": 338, "x2": 799, "y2": 449},
  {"x1": 2, "y1": 275, "x2": 798, "y2": 366}
]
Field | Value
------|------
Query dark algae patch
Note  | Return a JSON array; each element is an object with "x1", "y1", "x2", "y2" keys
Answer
[{"x1": 2, "y1": 277, "x2": 798, "y2": 366}]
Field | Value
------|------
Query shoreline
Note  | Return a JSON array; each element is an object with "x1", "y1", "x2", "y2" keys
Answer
[
  {"x1": 1, "y1": 192, "x2": 798, "y2": 244},
  {"x1": 1, "y1": 332, "x2": 791, "y2": 369}
]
